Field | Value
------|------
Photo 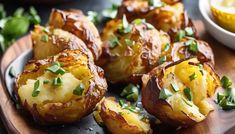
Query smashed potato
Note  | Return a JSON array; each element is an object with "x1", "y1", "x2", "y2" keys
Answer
[
  {"x1": 99, "y1": 18, "x2": 170, "y2": 83},
  {"x1": 31, "y1": 25, "x2": 92, "y2": 60},
  {"x1": 48, "y1": 9, "x2": 102, "y2": 60},
  {"x1": 142, "y1": 58, "x2": 220, "y2": 127},
  {"x1": 16, "y1": 49, "x2": 107, "y2": 124},
  {"x1": 94, "y1": 97, "x2": 152, "y2": 134}
]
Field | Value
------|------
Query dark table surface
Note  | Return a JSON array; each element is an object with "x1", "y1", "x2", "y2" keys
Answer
[{"x1": 0, "y1": 0, "x2": 200, "y2": 133}]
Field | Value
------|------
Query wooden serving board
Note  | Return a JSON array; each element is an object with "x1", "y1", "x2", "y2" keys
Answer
[{"x1": 0, "y1": 21, "x2": 235, "y2": 134}]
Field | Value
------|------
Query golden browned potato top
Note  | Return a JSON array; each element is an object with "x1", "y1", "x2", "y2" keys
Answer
[
  {"x1": 48, "y1": 9, "x2": 102, "y2": 60},
  {"x1": 99, "y1": 17, "x2": 170, "y2": 83}
]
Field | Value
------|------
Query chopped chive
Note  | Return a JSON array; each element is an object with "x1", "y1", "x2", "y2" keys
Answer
[
  {"x1": 217, "y1": 92, "x2": 225, "y2": 104},
  {"x1": 198, "y1": 64, "x2": 204, "y2": 75},
  {"x1": 9, "y1": 66, "x2": 16, "y2": 78},
  {"x1": 120, "y1": 84, "x2": 139, "y2": 102},
  {"x1": 188, "y1": 41, "x2": 198, "y2": 53},
  {"x1": 126, "y1": 93, "x2": 139, "y2": 102},
  {"x1": 119, "y1": 99, "x2": 128, "y2": 108},
  {"x1": 159, "y1": 56, "x2": 167, "y2": 65},
  {"x1": 40, "y1": 34, "x2": 48, "y2": 43},
  {"x1": 149, "y1": 0, "x2": 165, "y2": 8},
  {"x1": 176, "y1": 30, "x2": 186, "y2": 41},
  {"x1": 159, "y1": 88, "x2": 172, "y2": 100},
  {"x1": 221, "y1": 76, "x2": 232, "y2": 89},
  {"x1": 128, "y1": 106, "x2": 140, "y2": 113},
  {"x1": 87, "y1": 11, "x2": 99, "y2": 24},
  {"x1": 182, "y1": 98, "x2": 193, "y2": 107},
  {"x1": 189, "y1": 72, "x2": 197, "y2": 81},
  {"x1": 102, "y1": 3, "x2": 119, "y2": 19},
  {"x1": 171, "y1": 82, "x2": 179, "y2": 92},
  {"x1": 184, "y1": 87, "x2": 193, "y2": 101},
  {"x1": 109, "y1": 36, "x2": 119, "y2": 49},
  {"x1": 164, "y1": 43, "x2": 170, "y2": 52},
  {"x1": 52, "y1": 77, "x2": 63, "y2": 86},
  {"x1": 32, "y1": 80, "x2": 40, "y2": 97},
  {"x1": 125, "y1": 39, "x2": 134, "y2": 46},
  {"x1": 145, "y1": 22, "x2": 154, "y2": 29},
  {"x1": 46, "y1": 62, "x2": 65, "y2": 75},
  {"x1": 73, "y1": 83, "x2": 85, "y2": 96},
  {"x1": 118, "y1": 15, "x2": 132, "y2": 33},
  {"x1": 185, "y1": 27, "x2": 194, "y2": 36},
  {"x1": 132, "y1": 18, "x2": 143, "y2": 25},
  {"x1": 43, "y1": 80, "x2": 50, "y2": 84}
]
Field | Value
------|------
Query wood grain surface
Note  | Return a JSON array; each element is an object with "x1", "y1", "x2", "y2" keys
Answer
[{"x1": 0, "y1": 21, "x2": 235, "y2": 134}]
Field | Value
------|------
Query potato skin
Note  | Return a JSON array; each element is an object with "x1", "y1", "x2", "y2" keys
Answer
[
  {"x1": 16, "y1": 49, "x2": 107, "y2": 124},
  {"x1": 141, "y1": 58, "x2": 220, "y2": 127},
  {"x1": 31, "y1": 25, "x2": 92, "y2": 60},
  {"x1": 95, "y1": 97, "x2": 152, "y2": 134},
  {"x1": 171, "y1": 38, "x2": 215, "y2": 67},
  {"x1": 48, "y1": 9, "x2": 102, "y2": 60},
  {"x1": 99, "y1": 19, "x2": 170, "y2": 83}
]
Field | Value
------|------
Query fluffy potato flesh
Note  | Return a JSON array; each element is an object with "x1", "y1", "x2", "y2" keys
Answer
[
  {"x1": 94, "y1": 98, "x2": 152, "y2": 134},
  {"x1": 48, "y1": 9, "x2": 102, "y2": 60},
  {"x1": 141, "y1": 58, "x2": 220, "y2": 127},
  {"x1": 16, "y1": 50, "x2": 107, "y2": 124},
  {"x1": 99, "y1": 19, "x2": 170, "y2": 83},
  {"x1": 31, "y1": 25, "x2": 92, "y2": 60}
]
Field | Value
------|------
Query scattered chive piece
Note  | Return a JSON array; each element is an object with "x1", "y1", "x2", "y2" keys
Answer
[
  {"x1": 145, "y1": 22, "x2": 154, "y2": 29},
  {"x1": 221, "y1": 76, "x2": 232, "y2": 89},
  {"x1": 87, "y1": 11, "x2": 99, "y2": 24},
  {"x1": 217, "y1": 92, "x2": 225, "y2": 104},
  {"x1": 182, "y1": 98, "x2": 193, "y2": 107},
  {"x1": 189, "y1": 72, "x2": 197, "y2": 81},
  {"x1": 132, "y1": 18, "x2": 143, "y2": 25},
  {"x1": 171, "y1": 82, "x2": 179, "y2": 92},
  {"x1": 9, "y1": 66, "x2": 16, "y2": 78},
  {"x1": 119, "y1": 15, "x2": 132, "y2": 33},
  {"x1": 119, "y1": 99, "x2": 128, "y2": 108},
  {"x1": 52, "y1": 77, "x2": 63, "y2": 86},
  {"x1": 185, "y1": 27, "x2": 194, "y2": 36},
  {"x1": 159, "y1": 88, "x2": 172, "y2": 100},
  {"x1": 184, "y1": 87, "x2": 193, "y2": 101},
  {"x1": 198, "y1": 64, "x2": 204, "y2": 75},
  {"x1": 125, "y1": 39, "x2": 134, "y2": 46},
  {"x1": 109, "y1": 36, "x2": 119, "y2": 49},
  {"x1": 73, "y1": 83, "x2": 85, "y2": 96},
  {"x1": 40, "y1": 34, "x2": 48, "y2": 43},
  {"x1": 32, "y1": 80, "x2": 40, "y2": 97},
  {"x1": 46, "y1": 62, "x2": 65, "y2": 75},
  {"x1": 188, "y1": 40, "x2": 198, "y2": 53},
  {"x1": 164, "y1": 43, "x2": 170, "y2": 52},
  {"x1": 43, "y1": 80, "x2": 50, "y2": 84},
  {"x1": 102, "y1": 3, "x2": 119, "y2": 19},
  {"x1": 159, "y1": 56, "x2": 167, "y2": 65},
  {"x1": 128, "y1": 106, "x2": 140, "y2": 113},
  {"x1": 148, "y1": 0, "x2": 165, "y2": 8},
  {"x1": 120, "y1": 84, "x2": 139, "y2": 102},
  {"x1": 176, "y1": 30, "x2": 186, "y2": 41},
  {"x1": 217, "y1": 88, "x2": 235, "y2": 110}
]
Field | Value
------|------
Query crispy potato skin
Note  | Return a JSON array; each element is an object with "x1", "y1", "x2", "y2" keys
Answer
[
  {"x1": 99, "y1": 19, "x2": 170, "y2": 83},
  {"x1": 31, "y1": 25, "x2": 92, "y2": 60},
  {"x1": 48, "y1": 9, "x2": 102, "y2": 60},
  {"x1": 95, "y1": 97, "x2": 152, "y2": 134},
  {"x1": 171, "y1": 38, "x2": 215, "y2": 66},
  {"x1": 141, "y1": 58, "x2": 220, "y2": 127},
  {"x1": 16, "y1": 50, "x2": 107, "y2": 124},
  {"x1": 117, "y1": 1, "x2": 196, "y2": 39}
]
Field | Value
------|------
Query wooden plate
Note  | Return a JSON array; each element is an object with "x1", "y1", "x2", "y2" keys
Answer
[{"x1": 1, "y1": 21, "x2": 235, "y2": 134}]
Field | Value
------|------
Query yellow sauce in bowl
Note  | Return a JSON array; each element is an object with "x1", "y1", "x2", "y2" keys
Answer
[{"x1": 211, "y1": 0, "x2": 235, "y2": 32}]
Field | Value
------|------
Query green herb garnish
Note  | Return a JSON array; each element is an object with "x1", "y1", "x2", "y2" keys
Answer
[
  {"x1": 149, "y1": 0, "x2": 165, "y2": 8},
  {"x1": 176, "y1": 30, "x2": 186, "y2": 41},
  {"x1": 221, "y1": 76, "x2": 232, "y2": 89},
  {"x1": 159, "y1": 56, "x2": 167, "y2": 65},
  {"x1": 125, "y1": 39, "x2": 134, "y2": 46},
  {"x1": 109, "y1": 36, "x2": 119, "y2": 49},
  {"x1": 121, "y1": 84, "x2": 139, "y2": 102},
  {"x1": 52, "y1": 77, "x2": 63, "y2": 86},
  {"x1": 119, "y1": 99, "x2": 128, "y2": 108},
  {"x1": 132, "y1": 18, "x2": 143, "y2": 25},
  {"x1": 40, "y1": 34, "x2": 48, "y2": 43},
  {"x1": 164, "y1": 43, "x2": 170, "y2": 52},
  {"x1": 9, "y1": 66, "x2": 16, "y2": 78},
  {"x1": 120, "y1": 15, "x2": 132, "y2": 33},
  {"x1": 182, "y1": 98, "x2": 193, "y2": 107},
  {"x1": 32, "y1": 80, "x2": 40, "y2": 97},
  {"x1": 184, "y1": 87, "x2": 193, "y2": 101},
  {"x1": 46, "y1": 62, "x2": 65, "y2": 75},
  {"x1": 87, "y1": 11, "x2": 99, "y2": 24},
  {"x1": 217, "y1": 88, "x2": 235, "y2": 110},
  {"x1": 189, "y1": 72, "x2": 197, "y2": 81},
  {"x1": 171, "y1": 82, "x2": 179, "y2": 92},
  {"x1": 185, "y1": 27, "x2": 194, "y2": 36},
  {"x1": 73, "y1": 83, "x2": 85, "y2": 96},
  {"x1": 102, "y1": 4, "x2": 119, "y2": 19},
  {"x1": 43, "y1": 80, "x2": 50, "y2": 84},
  {"x1": 188, "y1": 40, "x2": 198, "y2": 53},
  {"x1": 159, "y1": 88, "x2": 172, "y2": 100}
]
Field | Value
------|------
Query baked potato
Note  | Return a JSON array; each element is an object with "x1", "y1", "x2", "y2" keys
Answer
[
  {"x1": 141, "y1": 58, "x2": 220, "y2": 127},
  {"x1": 93, "y1": 97, "x2": 152, "y2": 134},
  {"x1": 171, "y1": 38, "x2": 215, "y2": 66},
  {"x1": 117, "y1": 0, "x2": 195, "y2": 37},
  {"x1": 99, "y1": 18, "x2": 170, "y2": 83},
  {"x1": 16, "y1": 49, "x2": 107, "y2": 124},
  {"x1": 31, "y1": 25, "x2": 92, "y2": 60},
  {"x1": 48, "y1": 9, "x2": 102, "y2": 60}
]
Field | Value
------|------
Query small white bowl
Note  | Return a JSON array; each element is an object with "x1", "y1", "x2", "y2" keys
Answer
[{"x1": 199, "y1": 0, "x2": 235, "y2": 50}]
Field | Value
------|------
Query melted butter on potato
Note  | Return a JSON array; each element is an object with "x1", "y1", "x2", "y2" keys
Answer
[
  {"x1": 94, "y1": 98, "x2": 152, "y2": 134},
  {"x1": 18, "y1": 72, "x2": 84, "y2": 107}
]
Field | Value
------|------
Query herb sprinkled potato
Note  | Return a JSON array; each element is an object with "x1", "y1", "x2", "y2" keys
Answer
[{"x1": 142, "y1": 58, "x2": 220, "y2": 127}]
